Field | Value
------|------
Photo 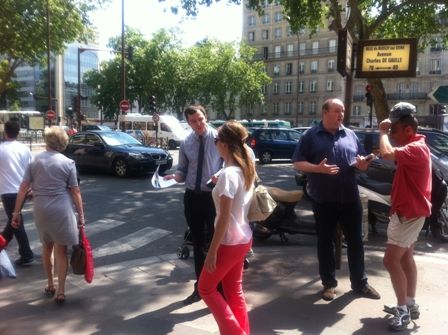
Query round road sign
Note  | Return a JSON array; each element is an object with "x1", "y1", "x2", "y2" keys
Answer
[
  {"x1": 152, "y1": 113, "x2": 160, "y2": 123},
  {"x1": 47, "y1": 110, "x2": 56, "y2": 120},
  {"x1": 120, "y1": 100, "x2": 130, "y2": 112}
]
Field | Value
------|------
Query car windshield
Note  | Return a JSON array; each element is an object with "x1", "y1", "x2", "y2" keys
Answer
[
  {"x1": 100, "y1": 131, "x2": 142, "y2": 146},
  {"x1": 423, "y1": 131, "x2": 448, "y2": 154}
]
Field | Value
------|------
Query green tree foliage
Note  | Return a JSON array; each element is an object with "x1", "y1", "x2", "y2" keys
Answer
[
  {"x1": 0, "y1": 0, "x2": 108, "y2": 108},
  {"x1": 85, "y1": 29, "x2": 270, "y2": 120}
]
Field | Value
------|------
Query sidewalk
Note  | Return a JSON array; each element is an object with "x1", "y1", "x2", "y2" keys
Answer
[{"x1": 1, "y1": 224, "x2": 447, "y2": 335}]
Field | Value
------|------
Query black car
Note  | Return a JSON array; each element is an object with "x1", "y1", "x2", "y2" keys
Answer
[
  {"x1": 248, "y1": 128, "x2": 302, "y2": 164},
  {"x1": 63, "y1": 131, "x2": 173, "y2": 177}
]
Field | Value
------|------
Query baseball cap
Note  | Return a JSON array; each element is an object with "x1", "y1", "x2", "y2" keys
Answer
[{"x1": 389, "y1": 102, "x2": 416, "y2": 123}]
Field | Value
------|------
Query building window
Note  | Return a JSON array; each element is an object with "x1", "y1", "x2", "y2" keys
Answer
[
  {"x1": 312, "y1": 41, "x2": 319, "y2": 54},
  {"x1": 274, "y1": 45, "x2": 281, "y2": 58},
  {"x1": 275, "y1": 11, "x2": 283, "y2": 22},
  {"x1": 329, "y1": 39, "x2": 337, "y2": 53},
  {"x1": 262, "y1": 14, "x2": 270, "y2": 24},
  {"x1": 287, "y1": 26, "x2": 294, "y2": 37},
  {"x1": 273, "y1": 64, "x2": 280, "y2": 76},
  {"x1": 263, "y1": 47, "x2": 269, "y2": 59},
  {"x1": 275, "y1": 27, "x2": 282, "y2": 39},
  {"x1": 311, "y1": 61, "x2": 318, "y2": 73},
  {"x1": 248, "y1": 15, "x2": 256, "y2": 26},
  {"x1": 430, "y1": 59, "x2": 441, "y2": 74},
  {"x1": 273, "y1": 103, "x2": 280, "y2": 115},
  {"x1": 326, "y1": 79, "x2": 335, "y2": 92},
  {"x1": 287, "y1": 44, "x2": 294, "y2": 57},
  {"x1": 310, "y1": 80, "x2": 317, "y2": 93},
  {"x1": 328, "y1": 59, "x2": 335, "y2": 72},
  {"x1": 285, "y1": 81, "x2": 292, "y2": 94},
  {"x1": 309, "y1": 101, "x2": 317, "y2": 115},
  {"x1": 286, "y1": 63, "x2": 293, "y2": 75},
  {"x1": 353, "y1": 105, "x2": 361, "y2": 116},
  {"x1": 285, "y1": 102, "x2": 292, "y2": 115},
  {"x1": 298, "y1": 101, "x2": 304, "y2": 114},
  {"x1": 262, "y1": 30, "x2": 269, "y2": 40},
  {"x1": 262, "y1": 84, "x2": 268, "y2": 95},
  {"x1": 273, "y1": 82, "x2": 279, "y2": 95},
  {"x1": 299, "y1": 62, "x2": 305, "y2": 74},
  {"x1": 248, "y1": 31, "x2": 255, "y2": 42},
  {"x1": 299, "y1": 42, "x2": 306, "y2": 56},
  {"x1": 298, "y1": 81, "x2": 305, "y2": 93}
]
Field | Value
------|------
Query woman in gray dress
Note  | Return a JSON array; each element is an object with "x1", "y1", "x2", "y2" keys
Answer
[{"x1": 12, "y1": 127, "x2": 85, "y2": 305}]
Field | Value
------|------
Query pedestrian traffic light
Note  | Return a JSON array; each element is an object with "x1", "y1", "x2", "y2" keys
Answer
[
  {"x1": 149, "y1": 95, "x2": 156, "y2": 113},
  {"x1": 365, "y1": 84, "x2": 373, "y2": 107}
]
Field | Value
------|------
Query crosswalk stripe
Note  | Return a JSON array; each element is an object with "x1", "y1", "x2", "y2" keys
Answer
[{"x1": 93, "y1": 226, "x2": 171, "y2": 258}]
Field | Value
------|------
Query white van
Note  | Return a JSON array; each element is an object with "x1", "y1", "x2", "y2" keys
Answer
[{"x1": 118, "y1": 113, "x2": 189, "y2": 149}]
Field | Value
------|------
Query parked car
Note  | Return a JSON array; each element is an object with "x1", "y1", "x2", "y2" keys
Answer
[
  {"x1": 63, "y1": 131, "x2": 173, "y2": 177},
  {"x1": 81, "y1": 124, "x2": 111, "y2": 131},
  {"x1": 292, "y1": 127, "x2": 311, "y2": 135},
  {"x1": 248, "y1": 128, "x2": 302, "y2": 164}
]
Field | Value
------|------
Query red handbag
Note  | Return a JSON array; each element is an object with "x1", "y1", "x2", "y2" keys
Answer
[{"x1": 80, "y1": 227, "x2": 94, "y2": 283}]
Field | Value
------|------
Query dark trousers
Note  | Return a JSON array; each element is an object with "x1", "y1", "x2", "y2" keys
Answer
[
  {"x1": 1, "y1": 194, "x2": 34, "y2": 259},
  {"x1": 312, "y1": 200, "x2": 367, "y2": 291},
  {"x1": 184, "y1": 189, "x2": 216, "y2": 292}
]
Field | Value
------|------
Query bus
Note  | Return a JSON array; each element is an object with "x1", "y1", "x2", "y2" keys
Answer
[
  {"x1": 0, "y1": 110, "x2": 44, "y2": 132},
  {"x1": 210, "y1": 119, "x2": 291, "y2": 129},
  {"x1": 117, "y1": 113, "x2": 190, "y2": 149}
]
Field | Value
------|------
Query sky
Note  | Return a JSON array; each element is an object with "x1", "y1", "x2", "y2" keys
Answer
[{"x1": 91, "y1": 0, "x2": 243, "y2": 50}]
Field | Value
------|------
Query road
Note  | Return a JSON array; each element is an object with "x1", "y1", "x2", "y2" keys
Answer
[{"x1": 1, "y1": 156, "x2": 447, "y2": 334}]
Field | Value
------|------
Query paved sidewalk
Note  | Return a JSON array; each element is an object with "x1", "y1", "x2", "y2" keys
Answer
[{"x1": 1, "y1": 224, "x2": 447, "y2": 335}]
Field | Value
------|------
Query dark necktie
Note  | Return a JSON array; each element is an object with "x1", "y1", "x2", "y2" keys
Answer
[{"x1": 195, "y1": 135, "x2": 205, "y2": 191}]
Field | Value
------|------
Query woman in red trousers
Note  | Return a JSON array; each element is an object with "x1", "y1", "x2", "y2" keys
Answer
[{"x1": 198, "y1": 121, "x2": 256, "y2": 335}]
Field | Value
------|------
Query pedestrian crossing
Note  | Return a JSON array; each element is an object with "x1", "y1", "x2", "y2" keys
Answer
[{"x1": 0, "y1": 207, "x2": 173, "y2": 263}]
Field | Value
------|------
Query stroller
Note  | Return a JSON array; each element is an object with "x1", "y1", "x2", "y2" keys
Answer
[{"x1": 176, "y1": 228, "x2": 251, "y2": 269}]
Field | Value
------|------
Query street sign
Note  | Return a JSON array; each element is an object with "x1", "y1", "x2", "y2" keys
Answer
[
  {"x1": 120, "y1": 100, "x2": 130, "y2": 112},
  {"x1": 46, "y1": 110, "x2": 56, "y2": 120},
  {"x1": 152, "y1": 113, "x2": 160, "y2": 123},
  {"x1": 337, "y1": 29, "x2": 353, "y2": 77},
  {"x1": 356, "y1": 38, "x2": 417, "y2": 78},
  {"x1": 428, "y1": 85, "x2": 448, "y2": 104}
]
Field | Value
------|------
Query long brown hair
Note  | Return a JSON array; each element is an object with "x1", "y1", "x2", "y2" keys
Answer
[{"x1": 218, "y1": 121, "x2": 256, "y2": 190}]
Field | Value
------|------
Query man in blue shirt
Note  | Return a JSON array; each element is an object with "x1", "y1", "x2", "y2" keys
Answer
[
  {"x1": 292, "y1": 98, "x2": 380, "y2": 301},
  {"x1": 165, "y1": 105, "x2": 222, "y2": 305}
]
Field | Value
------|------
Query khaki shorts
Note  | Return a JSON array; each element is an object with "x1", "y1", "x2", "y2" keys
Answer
[{"x1": 387, "y1": 213, "x2": 425, "y2": 248}]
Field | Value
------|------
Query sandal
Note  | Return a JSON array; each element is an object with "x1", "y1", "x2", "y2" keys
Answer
[
  {"x1": 54, "y1": 293, "x2": 65, "y2": 305},
  {"x1": 44, "y1": 286, "x2": 56, "y2": 297}
]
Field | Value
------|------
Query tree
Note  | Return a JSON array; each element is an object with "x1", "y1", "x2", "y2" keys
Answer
[{"x1": 0, "y1": 0, "x2": 108, "y2": 108}]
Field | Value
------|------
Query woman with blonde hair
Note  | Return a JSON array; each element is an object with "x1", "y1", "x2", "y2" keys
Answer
[
  {"x1": 12, "y1": 126, "x2": 85, "y2": 305},
  {"x1": 199, "y1": 120, "x2": 256, "y2": 335}
]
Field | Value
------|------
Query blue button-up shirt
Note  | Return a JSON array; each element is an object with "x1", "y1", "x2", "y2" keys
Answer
[
  {"x1": 292, "y1": 122, "x2": 365, "y2": 204},
  {"x1": 176, "y1": 126, "x2": 223, "y2": 192}
]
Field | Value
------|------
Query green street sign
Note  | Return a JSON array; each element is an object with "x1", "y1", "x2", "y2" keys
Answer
[{"x1": 429, "y1": 86, "x2": 448, "y2": 104}]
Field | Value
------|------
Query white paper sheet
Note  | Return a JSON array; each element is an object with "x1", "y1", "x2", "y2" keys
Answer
[{"x1": 151, "y1": 165, "x2": 177, "y2": 189}]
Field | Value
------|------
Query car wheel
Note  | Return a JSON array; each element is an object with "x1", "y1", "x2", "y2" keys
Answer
[
  {"x1": 113, "y1": 158, "x2": 128, "y2": 177},
  {"x1": 259, "y1": 151, "x2": 272, "y2": 164},
  {"x1": 430, "y1": 197, "x2": 448, "y2": 242},
  {"x1": 168, "y1": 140, "x2": 177, "y2": 150}
]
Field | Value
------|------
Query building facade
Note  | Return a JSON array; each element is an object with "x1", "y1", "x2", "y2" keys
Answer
[
  {"x1": 16, "y1": 42, "x2": 99, "y2": 124},
  {"x1": 242, "y1": 1, "x2": 448, "y2": 128}
]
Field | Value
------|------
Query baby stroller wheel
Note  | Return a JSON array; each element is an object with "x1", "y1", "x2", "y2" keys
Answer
[
  {"x1": 177, "y1": 246, "x2": 190, "y2": 259},
  {"x1": 243, "y1": 258, "x2": 250, "y2": 270}
]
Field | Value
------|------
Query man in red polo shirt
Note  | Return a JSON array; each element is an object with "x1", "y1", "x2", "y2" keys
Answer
[{"x1": 379, "y1": 102, "x2": 432, "y2": 332}]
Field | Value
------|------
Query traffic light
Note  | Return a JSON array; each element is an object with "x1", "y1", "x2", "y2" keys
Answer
[
  {"x1": 149, "y1": 95, "x2": 156, "y2": 113},
  {"x1": 365, "y1": 84, "x2": 373, "y2": 107}
]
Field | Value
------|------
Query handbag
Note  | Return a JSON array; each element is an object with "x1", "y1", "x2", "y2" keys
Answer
[
  {"x1": 248, "y1": 185, "x2": 277, "y2": 222},
  {"x1": 70, "y1": 227, "x2": 94, "y2": 283}
]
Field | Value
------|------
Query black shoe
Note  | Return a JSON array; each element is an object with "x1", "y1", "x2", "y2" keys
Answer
[
  {"x1": 14, "y1": 257, "x2": 34, "y2": 266},
  {"x1": 353, "y1": 284, "x2": 381, "y2": 300},
  {"x1": 183, "y1": 291, "x2": 201, "y2": 305}
]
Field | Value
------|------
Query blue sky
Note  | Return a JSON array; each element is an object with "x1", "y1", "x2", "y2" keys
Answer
[{"x1": 91, "y1": 0, "x2": 243, "y2": 49}]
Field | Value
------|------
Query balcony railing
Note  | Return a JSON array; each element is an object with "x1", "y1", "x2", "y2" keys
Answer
[{"x1": 253, "y1": 46, "x2": 337, "y2": 61}]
